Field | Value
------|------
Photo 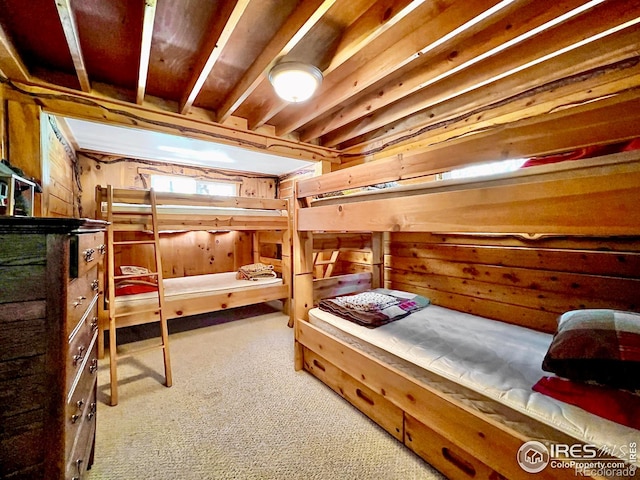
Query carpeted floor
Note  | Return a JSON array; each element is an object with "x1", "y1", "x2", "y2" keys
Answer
[{"x1": 87, "y1": 304, "x2": 444, "y2": 480}]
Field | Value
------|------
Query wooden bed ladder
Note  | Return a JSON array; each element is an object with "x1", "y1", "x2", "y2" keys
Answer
[{"x1": 105, "y1": 186, "x2": 172, "y2": 406}]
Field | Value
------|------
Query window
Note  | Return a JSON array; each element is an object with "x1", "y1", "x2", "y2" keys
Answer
[
  {"x1": 439, "y1": 158, "x2": 527, "y2": 181},
  {"x1": 150, "y1": 175, "x2": 238, "y2": 196}
]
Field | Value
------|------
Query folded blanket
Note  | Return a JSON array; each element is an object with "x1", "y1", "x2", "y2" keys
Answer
[
  {"x1": 319, "y1": 288, "x2": 430, "y2": 328},
  {"x1": 236, "y1": 262, "x2": 277, "y2": 281}
]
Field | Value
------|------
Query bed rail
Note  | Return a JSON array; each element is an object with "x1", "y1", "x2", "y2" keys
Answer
[
  {"x1": 296, "y1": 151, "x2": 640, "y2": 235},
  {"x1": 95, "y1": 186, "x2": 288, "y2": 231}
]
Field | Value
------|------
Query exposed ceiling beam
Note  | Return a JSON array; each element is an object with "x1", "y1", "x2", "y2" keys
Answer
[
  {"x1": 0, "y1": 23, "x2": 29, "y2": 82},
  {"x1": 54, "y1": 0, "x2": 91, "y2": 92},
  {"x1": 303, "y1": 0, "x2": 606, "y2": 144},
  {"x1": 179, "y1": 0, "x2": 250, "y2": 115},
  {"x1": 136, "y1": 0, "x2": 158, "y2": 105},
  {"x1": 273, "y1": 0, "x2": 515, "y2": 137},
  {"x1": 216, "y1": 0, "x2": 336, "y2": 124},
  {"x1": 324, "y1": 1, "x2": 639, "y2": 148},
  {"x1": 248, "y1": 0, "x2": 425, "y2": 130}
]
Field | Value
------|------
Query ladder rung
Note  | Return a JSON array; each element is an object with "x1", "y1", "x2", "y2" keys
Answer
[
  {"x1": 113, "y1": 307, "x2": 161, "y2": 318},
  {"x1": 113, "y1": 240, "x2": 157, "y2": 245},
  {"x1": 117, "y1": 343, "x2": 165, "y2": 360}
]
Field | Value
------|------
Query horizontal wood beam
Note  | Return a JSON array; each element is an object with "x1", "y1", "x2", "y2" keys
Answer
[
  {"x1": 0, "y1": 79, "x2": 339, "y2": 164},
  {"x1": 298, "y1": 157, "x2": 640, "y2": 235},
  {"x1": 54, "y1": 0, "x2": 91, "y2": 92},
  {"x1": 302, "y1": 0, "x2": 610, "y2": 144},
  {"x1": 248, "y1": 0, "x2": 425, "y2": 130},
  {"x1": 217, "y1": 0, "x2": 336, "y2": 124},
  {"x1": 136, "y1": 0, "x2": 158, "y2": 105},
  {"x1": 179, "y1": 0, "x2": 250, "y2": 115},
  {"x1": 0, "y1": 23, "x2": 29, "y2": 82},
  {"x1": 275, "y1": 0, "x2": 512, "y2": 136},
  {"x1": 296, "y1": 93, "x2": 640, "y2": 197}
]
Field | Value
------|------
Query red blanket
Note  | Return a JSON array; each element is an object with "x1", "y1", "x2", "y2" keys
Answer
[{"x1": 533, "y1": 376, "x2": 640, "y2": 429}]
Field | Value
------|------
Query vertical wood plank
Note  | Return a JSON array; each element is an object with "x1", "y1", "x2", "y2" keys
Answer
[
  {"x1": 7, "y1": 101, "x2": 41, "y2": 215},
  {"x1": 370, "y1": 232, "x2": 383, "y2": 289}
]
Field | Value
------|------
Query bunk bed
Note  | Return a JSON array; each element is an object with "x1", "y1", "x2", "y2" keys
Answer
[
  {"x1": 95, "y1": 186, "x2": 291, "y2": 359},
  {"x1": 293, "y1": 151, "x2": 640, "y2": 480}
]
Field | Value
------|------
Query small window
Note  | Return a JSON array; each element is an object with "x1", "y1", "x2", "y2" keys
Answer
[
  {"x1": 196, "y1": 180, "x2": 237, "y2": 196},
  {"x1": 439, "y1": 158, "x2": 527, "y2": 181},
  {"x1": 151, "y1": 175, "x2": 237, "y2": 196}
]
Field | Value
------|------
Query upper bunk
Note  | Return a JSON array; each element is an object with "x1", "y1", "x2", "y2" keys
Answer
[
  {"x1": 95, "y1": 185, "x2": 289, "y2": 232},
  {"x1": 295, "y1": 149, "x2": 640, "y2": 237}
]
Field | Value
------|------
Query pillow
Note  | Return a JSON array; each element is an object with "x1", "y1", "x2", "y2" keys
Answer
[
  {"x1": 541, "y1": 309, "x2": 640, "y2": 390},
  {"x1": 533, "y1": 376, "x2": 640, "y2": 429},
  {"x1": 117, "y1": 265, "x2": 157, "y2": 284}
]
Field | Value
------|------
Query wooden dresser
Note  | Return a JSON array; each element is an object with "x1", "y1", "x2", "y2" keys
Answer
[{"x1": 0, "y1": 217, "x2": 107, "y2": 480}]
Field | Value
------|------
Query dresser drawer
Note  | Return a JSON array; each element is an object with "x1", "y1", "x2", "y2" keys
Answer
[
  {"x1": 67, "y1": 299, "x2": 98, "y2": 393},
  {"x1": 71, "y1": 231, "x2": 105, "y2": 280},
  {"x1": 65, "y1": 332, "x2": 98, "y2": 459},
  {"x1": 65, "y1": 386, "x2": 97, "y2": 480},
  {"x1": 67, "y1": 268, "x2": 99, "y2": 338}
]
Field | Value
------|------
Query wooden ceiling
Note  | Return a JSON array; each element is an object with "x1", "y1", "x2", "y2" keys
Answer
[{"x1": 1, "y1": 0, "x2": 640, "y2": 166}]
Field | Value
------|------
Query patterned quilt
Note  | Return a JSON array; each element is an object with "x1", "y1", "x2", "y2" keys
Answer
[{"x1": 318, "y1": 288, "x2": 430, "y2": 328}]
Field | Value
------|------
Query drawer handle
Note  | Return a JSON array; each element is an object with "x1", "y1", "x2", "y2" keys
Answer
[
  {"x1": 83, "y1": 248, "x2": 95, "y2": 263},
  {"x1": 77, "y1": 399, "x2": 84, "y2": 409},
  {"x1": 91, "y1": 316, "x2": 98, "y2": 331},
  {"x1": 73, "y1": 346, "x2": 85, "y2": 366},
  {"x1": 89, "y1": 358, "x2": 98, "y2": 374},
  {"x1": 312, "y1": 359, "x2": 326, "y2": 372},
  {"x1": 70, "y1": 414, "x2": 80, "y2": 424},
  {"x1": 98, "y1": 244, "x2": 106, "y2": 255},
  {"x1": 355, "y1": 388, "x2": 374, "y2": 406},
  {"x1": 91, "y1": 279, "x2": 99, "y2": 291},
  {"x1": 73, "y1": 296, "x2": 86, "y2": 308},
  {"x1": 74, "y1": 458, "x2": 84, "y2": 478},
  {"x1": 442, "y1": 447, "x2": 476, "y2": 477},
  {"x1": 87, "y1": 402, "x2": 97, "y2": 421}
]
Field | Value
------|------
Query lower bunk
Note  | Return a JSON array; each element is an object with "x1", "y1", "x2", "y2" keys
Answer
[
  {"x1": 98, "y1": 271, "x2": 287, "y2": 358},
  {"x1": 295, "y1": 303, "x2": 639, "y2": 480}
]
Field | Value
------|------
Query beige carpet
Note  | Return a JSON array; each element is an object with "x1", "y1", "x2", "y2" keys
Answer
[{"x1": 87, "y1": 304, "x2": 444, "y2": 480}]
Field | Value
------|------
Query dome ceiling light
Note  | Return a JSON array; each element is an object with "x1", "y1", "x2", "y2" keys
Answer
[{"x1": 268, "y1": 62, "x2": 323, "y2": 103}]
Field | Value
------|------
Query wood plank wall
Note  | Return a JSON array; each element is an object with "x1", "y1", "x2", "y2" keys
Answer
[
  {"x1": 386, "y1": 232, "x2": 640, "y2": 333},
  {"x1": 81, "y1": 153, "x2": 278, "y2": 278},
  {"x1": 113, "y1": 230, "x2": 252, "y2": 279},
  {"x1": 41, "y1": 114, "x2": 78, "y2": 217}
]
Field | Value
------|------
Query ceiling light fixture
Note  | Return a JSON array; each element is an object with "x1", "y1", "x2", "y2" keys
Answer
[{"x1": 268, "y1": 62, "x2": 323, "y2": 103}]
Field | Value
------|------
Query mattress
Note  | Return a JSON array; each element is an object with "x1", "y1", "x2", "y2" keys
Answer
[
  {"x1": 115, "y1": 271, "x2": 282, "y2": 308},
  {"x1": 308, "y1": 303, "x2": 639, "y2": 452}
]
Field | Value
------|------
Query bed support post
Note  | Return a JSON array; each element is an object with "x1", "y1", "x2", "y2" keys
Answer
[
  {"x1": 281, "y1": 206, "x2": 292, "y2": 319},
  {"x1": 293, "y1": 181, "x2": 314, "y2": 370},
  {"x1": 370, "y1": 232, "x2": 384, "y2": 289}
]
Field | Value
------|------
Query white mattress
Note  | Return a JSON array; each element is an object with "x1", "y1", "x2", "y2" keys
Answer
[
  {"x1": 309, "y1": 304, "x2": 639, "y2": 452},
  {"x1": 102, "y1": 202, "x2": 284, "y2": 217},
  {"x1": 116, "y1": 271, "x2": 282, "y2": 307}
]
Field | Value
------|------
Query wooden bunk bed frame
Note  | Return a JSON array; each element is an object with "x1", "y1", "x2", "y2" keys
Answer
[
  {"x1": 292, "y1": 151, "x2": 640, "y2": 480},
  {"x1": 95, "y1": 186, "x2": 291, "y2": 358}
]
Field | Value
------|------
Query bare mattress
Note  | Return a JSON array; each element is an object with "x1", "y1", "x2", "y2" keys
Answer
[
  {"x1": 308, "y1": 301, "x2": 639, "y2": 451},
  {"x1": 115, "y1": 271, "x2": 282, "y2": 307}
]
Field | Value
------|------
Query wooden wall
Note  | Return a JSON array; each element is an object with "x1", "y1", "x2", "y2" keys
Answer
[
  {"x1": 80, "y1": 153, "x2": 277, "y2": 278},
  {"x1": 40, "y1": 114, "x2": 79, "y2": 217},
  {"x1": 79, "y1": 152, "x2": 277, "y2": 215},
  {"x1": 386, "y1": 232, "x2": 640, "y2": 333}
]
